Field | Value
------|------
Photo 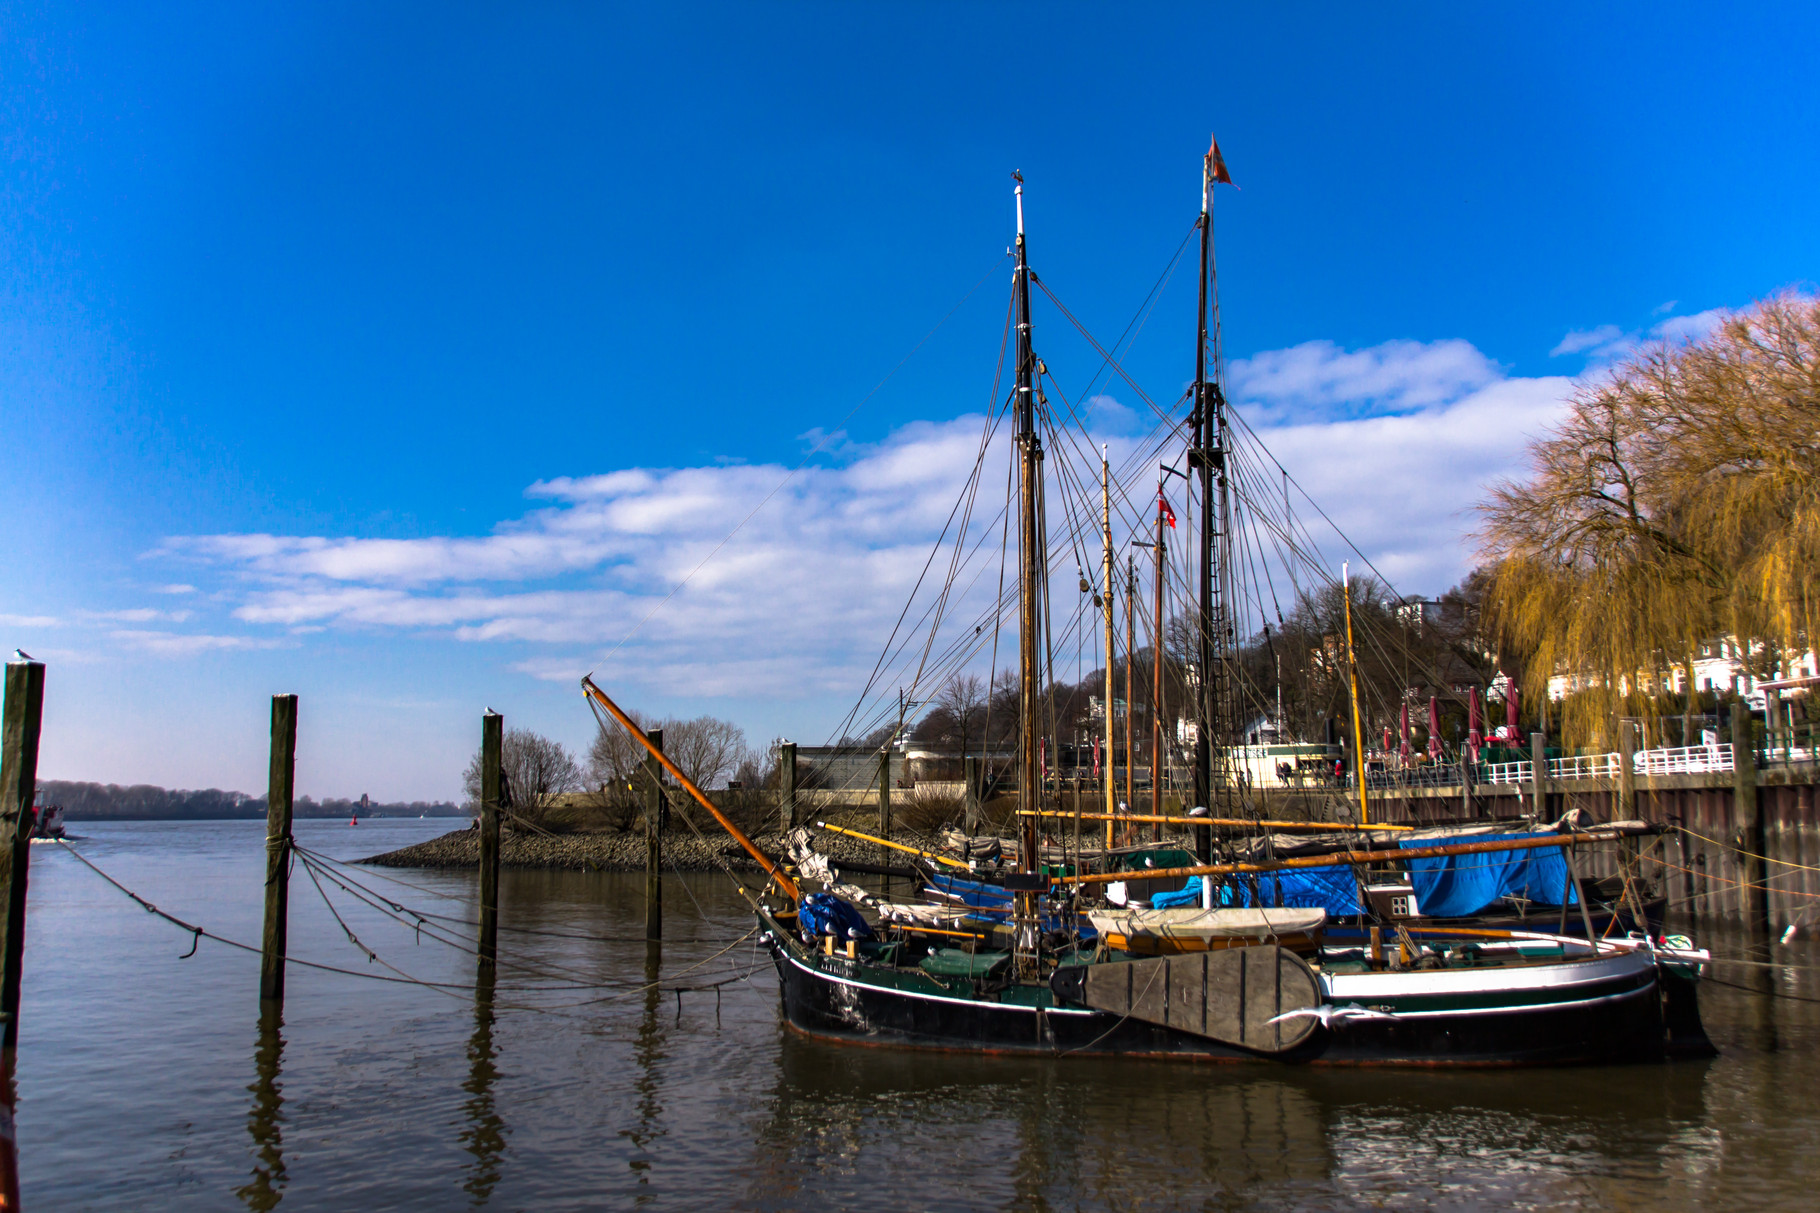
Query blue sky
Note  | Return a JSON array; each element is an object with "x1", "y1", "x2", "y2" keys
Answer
[{"x1": 3, "y1": 3, "x2": 1816, "y2": 799}]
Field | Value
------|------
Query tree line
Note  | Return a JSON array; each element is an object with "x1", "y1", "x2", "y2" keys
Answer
[{"x1": 39, "y1": 780, "x2": 462, "y2": 821}]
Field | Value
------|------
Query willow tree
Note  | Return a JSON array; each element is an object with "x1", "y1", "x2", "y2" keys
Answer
[{"x1": 1480, "y1": 292, "x2": 1820, "y2": 749}]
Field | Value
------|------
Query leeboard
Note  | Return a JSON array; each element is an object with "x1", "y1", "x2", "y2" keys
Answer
[{"x1": 1072, "y1": 946, "x2": 1323, "y2": 1054}]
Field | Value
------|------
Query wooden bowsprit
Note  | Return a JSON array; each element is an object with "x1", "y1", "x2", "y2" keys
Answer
[{"x1": 581, "y1": 677, "x2": 801, "y2": 903}]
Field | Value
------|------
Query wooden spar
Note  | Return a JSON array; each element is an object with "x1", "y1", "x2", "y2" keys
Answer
[
  {"x1": 1101, "y1": 446, "x2": 1117, "y2": 851},
  {"x1": 814, "y1": 821, "x2": 972, "y2": 869},
  {"x1": 891, "y1": 923, "x2": 994, "y2": 940},
  {"x1": 1124, "y1": 555, "x2": 1136, "y2": 839},
  {"x1": 582, "y1": 677, "x2": 801, "y2": 902},
  {"x1": 1342, "y1": 561, "x2": 1369, "y2": 827},
  {"x1": 1054, "y1": 830, "x2": 1625, "y2": 887},
  {"x1": 1017, "y1": 809, "x2": 1412, "y2": 831},
  {"x1": 1150, "y1": 485, "x2": 1165, "y2": 843}
]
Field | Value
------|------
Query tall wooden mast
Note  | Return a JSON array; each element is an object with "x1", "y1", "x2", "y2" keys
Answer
[{"x1": 1012, "y1": 174, "x2": 1047, "y2": 907}]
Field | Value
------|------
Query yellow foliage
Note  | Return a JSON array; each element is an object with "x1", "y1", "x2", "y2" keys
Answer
[{"x1": 1480, "y1": 292, "x2": 1820, "y2": 747}]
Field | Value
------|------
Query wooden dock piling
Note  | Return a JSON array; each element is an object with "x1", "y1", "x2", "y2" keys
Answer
[
  {"x1": 964, "y1": 756, "x2": 980, "y2": 834},
  {"x1": 259, "y1": 694, "x2": 297, "y2": 1004},
  {"x1": 877, "y1": 749, "x2": 892, "y2": 872},
  {"x1": 0, "y1": 660, "x2": 45, "y2": 1048},
  {"x1": 1530, "y1": 732, "x2": 1547, "y2": 820},
  {"x1": 1733, "y1": 701, "x2": 1769, "y2": 954},
  {"x1": 644, "y1": 728, "x2": 664, "y2": 942},
  {"x1": 778, "y1": 741, "x2": 797, "y2": 833},
  {"x1": 479, "y1": 711, "x2": 503, "y2": 969}
]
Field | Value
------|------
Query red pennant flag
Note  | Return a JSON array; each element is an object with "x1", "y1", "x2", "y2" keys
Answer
[
  {"x1": 1205, "y1": 135, "x2": 1237, "y2": 189},
  {"x1": 1159, "y1": 490, "x2": 1177, "y2": 529}
]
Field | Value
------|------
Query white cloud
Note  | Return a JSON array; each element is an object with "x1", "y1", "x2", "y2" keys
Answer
[
  {"x1": 0, "y1": 614, "x2": 59, "y2": 628},
  {"x1": 78, "y1": 608, "x2": 193, "y2": 624},
  {"x1": 1550, "y1": 324, "x2": 1627, "y2": 358},
  {"x1": 1228, "y1": 338, "x2": 1501, "y2": 423},
  {"x1": 110, "y1": 630, "x2": 288, "y2": 657},
  {"x1": 152, "y1": 584, "x2": 196, "y2": 595},
  {"x1": 1549, "y1": 307, "x2": 1730, "y2": 366},
  {"x1": 146, "y1": 334, "x2": 1580, "y2": 697}
]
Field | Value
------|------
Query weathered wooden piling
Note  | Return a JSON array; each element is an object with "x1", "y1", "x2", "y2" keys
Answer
[
  {"x1": 1618, "y1": 720, "x2": 1638, "y2": 819},
  {"x1": 478, "y1": 711, "x2": 503, "y2": 968},
  {"x1": 1733, "y1": 701, "x2": 1769, "y2": 953},
  {"x1": 0, "y1": 660, "x2": 45, "y2": 1049},
  {"x1": 644, "y1": 728, "x2": 664, "y2": 942},
  {"x1": 259, "y1": 693, "x2": 297, "y2": 1004},
  {"x1": 877, "y1": 749, "x2": 892, "y2": 870},
  {"x1": 1530, "y1": 732, "x2": 1547, "y2": 820},
  {"x1": 964, "y1": 755, "x2": 981, "y2": 834},
  {"x1": 777, "y1": 741, "x2": 797, "y2": 833}
]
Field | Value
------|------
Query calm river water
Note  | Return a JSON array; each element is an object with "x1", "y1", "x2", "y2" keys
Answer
[{"x1": 13, "y1": 819, "x2": 1820, "y2": 1210}]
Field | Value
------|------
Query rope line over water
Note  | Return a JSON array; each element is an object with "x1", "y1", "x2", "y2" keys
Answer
[{"x1": 49, "y1": 839, "x2": 765, "y2": 1011}]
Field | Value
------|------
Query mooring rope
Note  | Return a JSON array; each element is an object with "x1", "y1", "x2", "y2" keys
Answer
[
  {"x1": 296, "y1": 843, "x2": 745, "y2": 943},
  {"x1": 49, "y1": 838, "x2": 765, "y2": 1007}
]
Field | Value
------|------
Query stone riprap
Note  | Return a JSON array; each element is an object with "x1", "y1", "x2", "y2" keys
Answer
[{"x1": 359, "y1": 823, "x2": 945, "y2": 873}]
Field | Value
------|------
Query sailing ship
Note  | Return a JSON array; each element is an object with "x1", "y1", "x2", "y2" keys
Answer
[{"x1": 581, "y1": 143, "x2": 1715, "y2": 1066}]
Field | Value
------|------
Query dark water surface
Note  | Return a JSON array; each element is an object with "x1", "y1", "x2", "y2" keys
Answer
[{"x1": 15, "y1": 820, "x2": 1820, "y2": 1210}]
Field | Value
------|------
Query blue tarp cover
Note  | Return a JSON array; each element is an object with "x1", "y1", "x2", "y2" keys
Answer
[
  {"x1": 798, "y1": 893, "x2": 874, "y2": 940},
  {"x1": 1151, "y1": 865, "x2": 1364, "y2": 918},
  {"x1": 1399, "y1": 832, "x2": 1578, "y2": 918}
]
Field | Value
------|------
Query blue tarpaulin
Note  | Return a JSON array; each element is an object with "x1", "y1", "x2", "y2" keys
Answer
[
  {"x1": 798, "y1": 893, "x2": 874, "y2": 940},
  {"x1": 1151, "y1": 865, "x2": 1364, "y2": 918},
  {"x1": 1399, "y1": 832, "x2": 1578, "y2": 918}
]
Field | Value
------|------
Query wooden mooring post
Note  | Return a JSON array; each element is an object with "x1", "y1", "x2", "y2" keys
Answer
[
  {"x1": 963, "y1": 755, "x2": 981, "y2": 834},
  {"x1": 1733, "y1": 701, "x2": 1769, "y2": 954},
  {"x1": 259, "y1": 693, "x2": 297, "y2": 1004},
  {"x1": 877, "y1": 749, "x2": 893, "y2": 876},
  {"x1": 479, "y1": 711, "x2": 503, "y2": 969},
  {"x1": 777, "y1": 741, "x2": 797, "y2": 833},
  {"x1": 1530, "y1": 731, "x2": 1547, "y2": 820},
  {"x1": 0, "y1": 660, "x2": 45, "y2": 1049},
  {"x1": 644, "y1": 728, "x2": 664, "y2": 942}
]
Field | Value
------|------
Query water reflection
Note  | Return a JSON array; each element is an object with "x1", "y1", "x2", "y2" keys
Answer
[
  {"x1": 459, "y1": 967, "x2": 507, "y2": 1205},
  {"x1": 235, "y1": 1004, "x2": 286, "y2": 1211},
  {"x1": 749, "y1": 1034, "x2": 1337, "y2": 1207},
  {"x1": 621, "y1": 942, "x2": 668, "y2": 1188}
]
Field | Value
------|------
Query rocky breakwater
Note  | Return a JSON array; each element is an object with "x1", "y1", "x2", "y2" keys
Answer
[{"x1": 360, "y1": 822, "x2": 943, "y2": 874}]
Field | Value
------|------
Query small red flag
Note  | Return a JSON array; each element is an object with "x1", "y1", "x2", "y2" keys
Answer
[
  {"x1": 1159, "y1": 491, "x2": 1177, "y2": 529},
  {"x1": 1205, "y1": 135, "x2": 1237, "y2": 189}
]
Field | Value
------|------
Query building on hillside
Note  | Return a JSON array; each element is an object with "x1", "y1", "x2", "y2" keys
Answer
[{"x1": 1544, "y1": 637, "x2": 1818, "y2": 710}]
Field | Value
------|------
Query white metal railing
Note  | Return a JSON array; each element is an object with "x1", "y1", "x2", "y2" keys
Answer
[
  {"x1": 1633, "y1": 744, "x2": 1733, "y2": 776},
  {"x1": 1480, "y1": 743, "x2": 1734, "y2": 786},
  {"x1": 1482, "y1": 759, "x2": 1533, "y2": 785}
]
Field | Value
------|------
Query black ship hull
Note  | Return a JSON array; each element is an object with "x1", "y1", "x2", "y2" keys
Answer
[{"x1": 761, "y1": 914, "x2": 1707, "y2": 1067}]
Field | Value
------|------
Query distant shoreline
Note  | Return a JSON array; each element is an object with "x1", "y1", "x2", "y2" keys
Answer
[{"x1": 57, "y1": 811, "x2": 469, "y2": 823}]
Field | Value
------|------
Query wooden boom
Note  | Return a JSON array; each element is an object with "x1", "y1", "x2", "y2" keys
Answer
[
  {"x1": 815, "y1": 821, "x2": 973, "y2": 869},
  {"x1": 581, "y1": 676, "x2": 801, "y2": 902},
  {"x1": 1016, "y1": 809, "x2": 1412, "y2": 832},
  {"x1": 1054, "y1": 830, "x2": 1620, "y2": 887}
]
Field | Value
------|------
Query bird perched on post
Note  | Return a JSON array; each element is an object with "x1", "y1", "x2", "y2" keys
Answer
[{"x1": 12, "y1": 650, "x2": 33, "y2": 662}]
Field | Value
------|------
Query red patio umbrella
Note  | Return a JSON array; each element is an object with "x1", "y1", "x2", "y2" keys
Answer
[
  {"x1": 1398, "y1": 702, "x2": 1413, "y2": 766},
  {"x1": 1428, "y1": 696, "x2": 1443, "y2": 760},
  {"x1": 1506, "y1": 683, "x2": 1520, "y2": 742}
]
